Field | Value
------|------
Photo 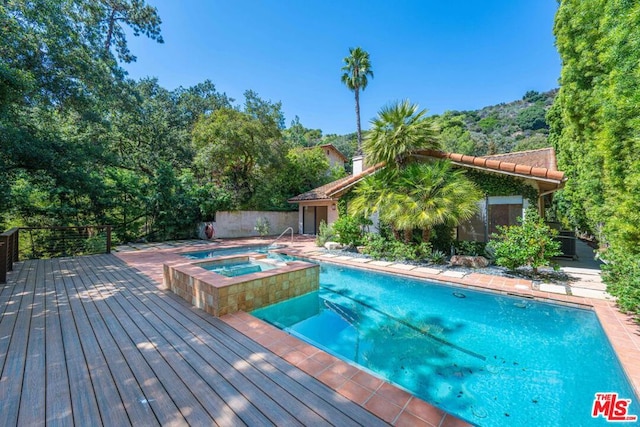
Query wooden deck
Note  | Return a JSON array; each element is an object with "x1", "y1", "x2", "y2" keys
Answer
[{"x1": 0, "y1": 254, "x2": 388, "y2": 426}]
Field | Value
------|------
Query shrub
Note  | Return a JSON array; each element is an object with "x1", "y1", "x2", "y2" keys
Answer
[
  {"x1": 601, "y1": 248, "x2": 640, "y2": 316},
  {"x1": 363, "y1": 233, "x2": 388, "y2": 259},
  {"x1": 430, "y1": 223, "x2": 455, "y2": 253},
  {"x1": 516, "y1": 105, "x2": 548, "y2": 131},
  {"x1": 363, "y1": 234, "x2": 431, "y2": 262},
  {"x1": 333, "y1": 215, "x2": 365, "y2": 247},
  {"x1": 388, "y1": 240, "x2": 417, "y2": 261},
  {"x1": 487, "y1": 209, "x2": 561, "y2": 274},
  {"x1": 254, "y1": 217, "x2": 271, "y2": 236},
  {"x1": 429, "y1": 249, "x2": 447, "y2": 264},
  {"x1": 453, "y1": 240, "x2": 487, "y2": 256},
  {"x1": 315, "y1": 220, "x2": 335, "y2": 247}
]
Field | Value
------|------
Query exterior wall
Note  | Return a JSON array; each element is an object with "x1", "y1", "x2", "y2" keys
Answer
[
  {"x1": 325, "y1": 149, "x2": 345, "y2": 169},
  {"x1": 199, "y1": 211, "x2": 298, "y2": 239},
  {"x1": 296, "y1": 200, "x2": 339, "y2": 234},
  {"x1": 164, "y1": 259, "x2": 319, "y2": 316}
]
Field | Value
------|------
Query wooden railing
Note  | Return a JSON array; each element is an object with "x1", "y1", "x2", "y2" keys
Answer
[
  {"x1": 1, "y1": 225, "x2": 112, "y2": 284},
  {"x1": 0, "y1": 228, "x2": 20, "y2": 284}
]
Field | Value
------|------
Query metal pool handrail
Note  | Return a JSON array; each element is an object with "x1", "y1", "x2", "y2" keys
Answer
[{"x1": 270, "y1": 227, "x2": 294, "y2": 247}]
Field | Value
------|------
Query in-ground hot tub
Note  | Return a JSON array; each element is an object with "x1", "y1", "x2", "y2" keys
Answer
[
  {"x1": 199, "y1": 256, "x2": 284, "y2": 277},
  {"x1": 163, "y1": 253, "x2": 319, "y2": 316}
]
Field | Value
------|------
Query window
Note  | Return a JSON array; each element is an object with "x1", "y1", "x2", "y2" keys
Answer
[{"x1": 457, "y1": 196, "x2": 528, "y2": 242}]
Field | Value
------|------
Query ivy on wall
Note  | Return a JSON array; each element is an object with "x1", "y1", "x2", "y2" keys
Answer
[
  {"x1": 465, "y1": 170, "x2": 538, "y2": 205},
  {"x1": 337, "y1": 191, "x2": 357, "y2": 216}
]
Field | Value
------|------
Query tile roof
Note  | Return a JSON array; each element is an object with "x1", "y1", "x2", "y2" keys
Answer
[
  {"x1": 288, "y1": 147, "x2": 566, "y2": 203},
  {"x1": 413, "y1": 147, "x2": 565, "y2": 182},
  {"x1": 287, "y1": 162, "x2": 384, "y2": 202},
  {"x1": 482, "y1": 147, "x2": 558, "y2": 170}
]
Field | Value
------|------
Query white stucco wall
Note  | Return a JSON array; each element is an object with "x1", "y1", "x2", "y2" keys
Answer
[{"x1": 199, "y1": 211, "x2": 298, "y2": 239}]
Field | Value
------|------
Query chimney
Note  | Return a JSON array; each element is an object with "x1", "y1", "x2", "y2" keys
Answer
[{"x1": 352, "y1": 155, "x2": 364, "y2": 176}]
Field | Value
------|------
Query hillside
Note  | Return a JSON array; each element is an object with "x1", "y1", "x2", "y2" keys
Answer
[{"x1": 432, "y1": 89, "x2": 557, "y2": 156}]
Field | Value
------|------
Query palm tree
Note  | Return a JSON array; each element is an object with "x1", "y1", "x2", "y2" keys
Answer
[
  {"x1": 350, "y1": 162, "x2": 482, "y2": 243},
  {"x1": 364, "y1": 100, "x2": 441, "y2": 167},
  {"x1": 341, "y1": 47, "x2": 374, "y2": 154},
  {"x1": 350, "y1": 100, "x2": 481, "y2": 244},
  {"x1": 387, "y1": 161, "x2": 482, "y2": 242}
]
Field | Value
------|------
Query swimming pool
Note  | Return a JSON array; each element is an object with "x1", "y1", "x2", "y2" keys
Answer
[{"x1": 252, "y1": 262, "x2": 639, "y2": 426}]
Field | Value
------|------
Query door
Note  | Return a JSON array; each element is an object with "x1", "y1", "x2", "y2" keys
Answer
[
  {"x1": 303, "y1": 206, "x2": 316, "y2": 234},
  {"x1": 315, "y1": 206, "x2": 328, "y2": 234},
  {"x1": 302, "y1": 206, "x2": 328, "y2": 235}
]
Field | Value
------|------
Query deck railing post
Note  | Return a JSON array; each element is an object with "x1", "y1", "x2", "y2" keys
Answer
[
  {"x1": 106, "y1": 225, "x2": 112, "y2": 254},
  {"x1": 13, "y1": 228, "x2": 19, "y2": 262},
  {"x1": 5, "y1": 228, "x2": 15, "y2": 270},
  {"x1": 0, "y1": 239, "x2": 6, "y2": 284}
]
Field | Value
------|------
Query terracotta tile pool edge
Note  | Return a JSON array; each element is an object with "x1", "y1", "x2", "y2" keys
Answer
[{"x1": 221, "y1": 311, "x2": 468, "y2": 426}]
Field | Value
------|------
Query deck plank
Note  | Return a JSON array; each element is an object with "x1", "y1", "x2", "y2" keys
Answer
[
  {"x1": 83, "y1": 256, "x2": 264, "y2": 427},
  {"x1": 59, "y1": 257, "x2": 132, "y2": 426},
  {"x1": 43, "y1": 258, "x2": 74, "y2": 426},
  {"x1": 51, "y1": 258, "x2": 103, "y2": 426},
  {"x1": 18, "y1": 259, "x2": 47, "y2": 425},
  {"x1": 0, "y1": 261, "x2": 31, "y2": 378},
  {"x1": 0, "y1": 258, "x2": 36, "y2": 426},
  {"x1": 70, "y1": 257, "x2": 161, "y2": 427},
  {"x1": 0, "y1": 255, "x2": 389, "y2": 427},
  {"x1": 74, "y1": 256, "x2": 198, "y2": 426},
  {"x1": 74, "y1": 257, "x2": 218, "y2": 426}
]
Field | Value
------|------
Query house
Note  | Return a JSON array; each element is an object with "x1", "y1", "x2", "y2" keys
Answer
[
  {"x1": 307, "y1": 143, "x2": 348, "y2": 170},
  {"x1": 287, "y1": 148, "x2": 567, "y2": 239}
]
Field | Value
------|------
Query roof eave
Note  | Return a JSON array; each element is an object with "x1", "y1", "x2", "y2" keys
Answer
[{"x1": 450, "y1": 161, "x2": 567, "y2": 187}]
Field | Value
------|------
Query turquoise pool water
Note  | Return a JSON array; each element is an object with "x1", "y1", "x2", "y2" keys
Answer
[
  {"x1": 252, "y1": 263, "x2": 639, "y2": 426},
  {"x1": 200, "y1": 259, "x2": 277, "y2": 277}
]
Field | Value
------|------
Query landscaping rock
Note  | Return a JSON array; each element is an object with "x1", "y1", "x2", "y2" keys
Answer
[
  {"x1": 324, "y1": 241, "x2": 343, "y2": 251},
  {"x1": 450, "y1": 255, "x2": 490, "y2": 269}
]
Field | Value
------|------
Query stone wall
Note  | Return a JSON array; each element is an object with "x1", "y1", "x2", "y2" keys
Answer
[{"x1": 164, "y1": 259, "x2": 319, "y2": 316}]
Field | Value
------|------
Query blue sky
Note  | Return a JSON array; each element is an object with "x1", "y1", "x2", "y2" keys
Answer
[{"x1": 124, "y1": 1, "x2": 561, "y2": 135}]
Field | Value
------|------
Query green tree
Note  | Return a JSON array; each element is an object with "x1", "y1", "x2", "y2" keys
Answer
[
  {"x1": 284, "y1": 116, "x2": 323, "y2": 147},
  {"x1": 433, "y1": 113, "x2": 476, "y2": 155},
  {"x1": 0, "y1": 0, "x2": 167, "y2": 240},
  {"x1": 95, "y1": 0, "x2": 164, "y2": 62},
  {"x1": 522, "y1": 90, "x2": 545, "y2": 103},
  {"x1": 341, "y1": 47, "x2": 373, "y2": 154},
  {"x1": 192, "y1": 91, "x2": 284, "y2": 208},
  {"x1": 516, "y1": 105, "x2": 548, "y2": 131},
  {"x1": 363, "y1": 100, "x2": 441, "y2": 167},
  {"x1": 351, "y1": 101, "x2": 465, "y2": 242},
  {"x1": 550, "y1": 0, "x2": 640, "y2": 314}
]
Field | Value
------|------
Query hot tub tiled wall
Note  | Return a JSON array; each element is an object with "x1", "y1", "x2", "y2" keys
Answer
[{"x1": 163, "y1": 257, "x2": 319, "y2": 316}]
